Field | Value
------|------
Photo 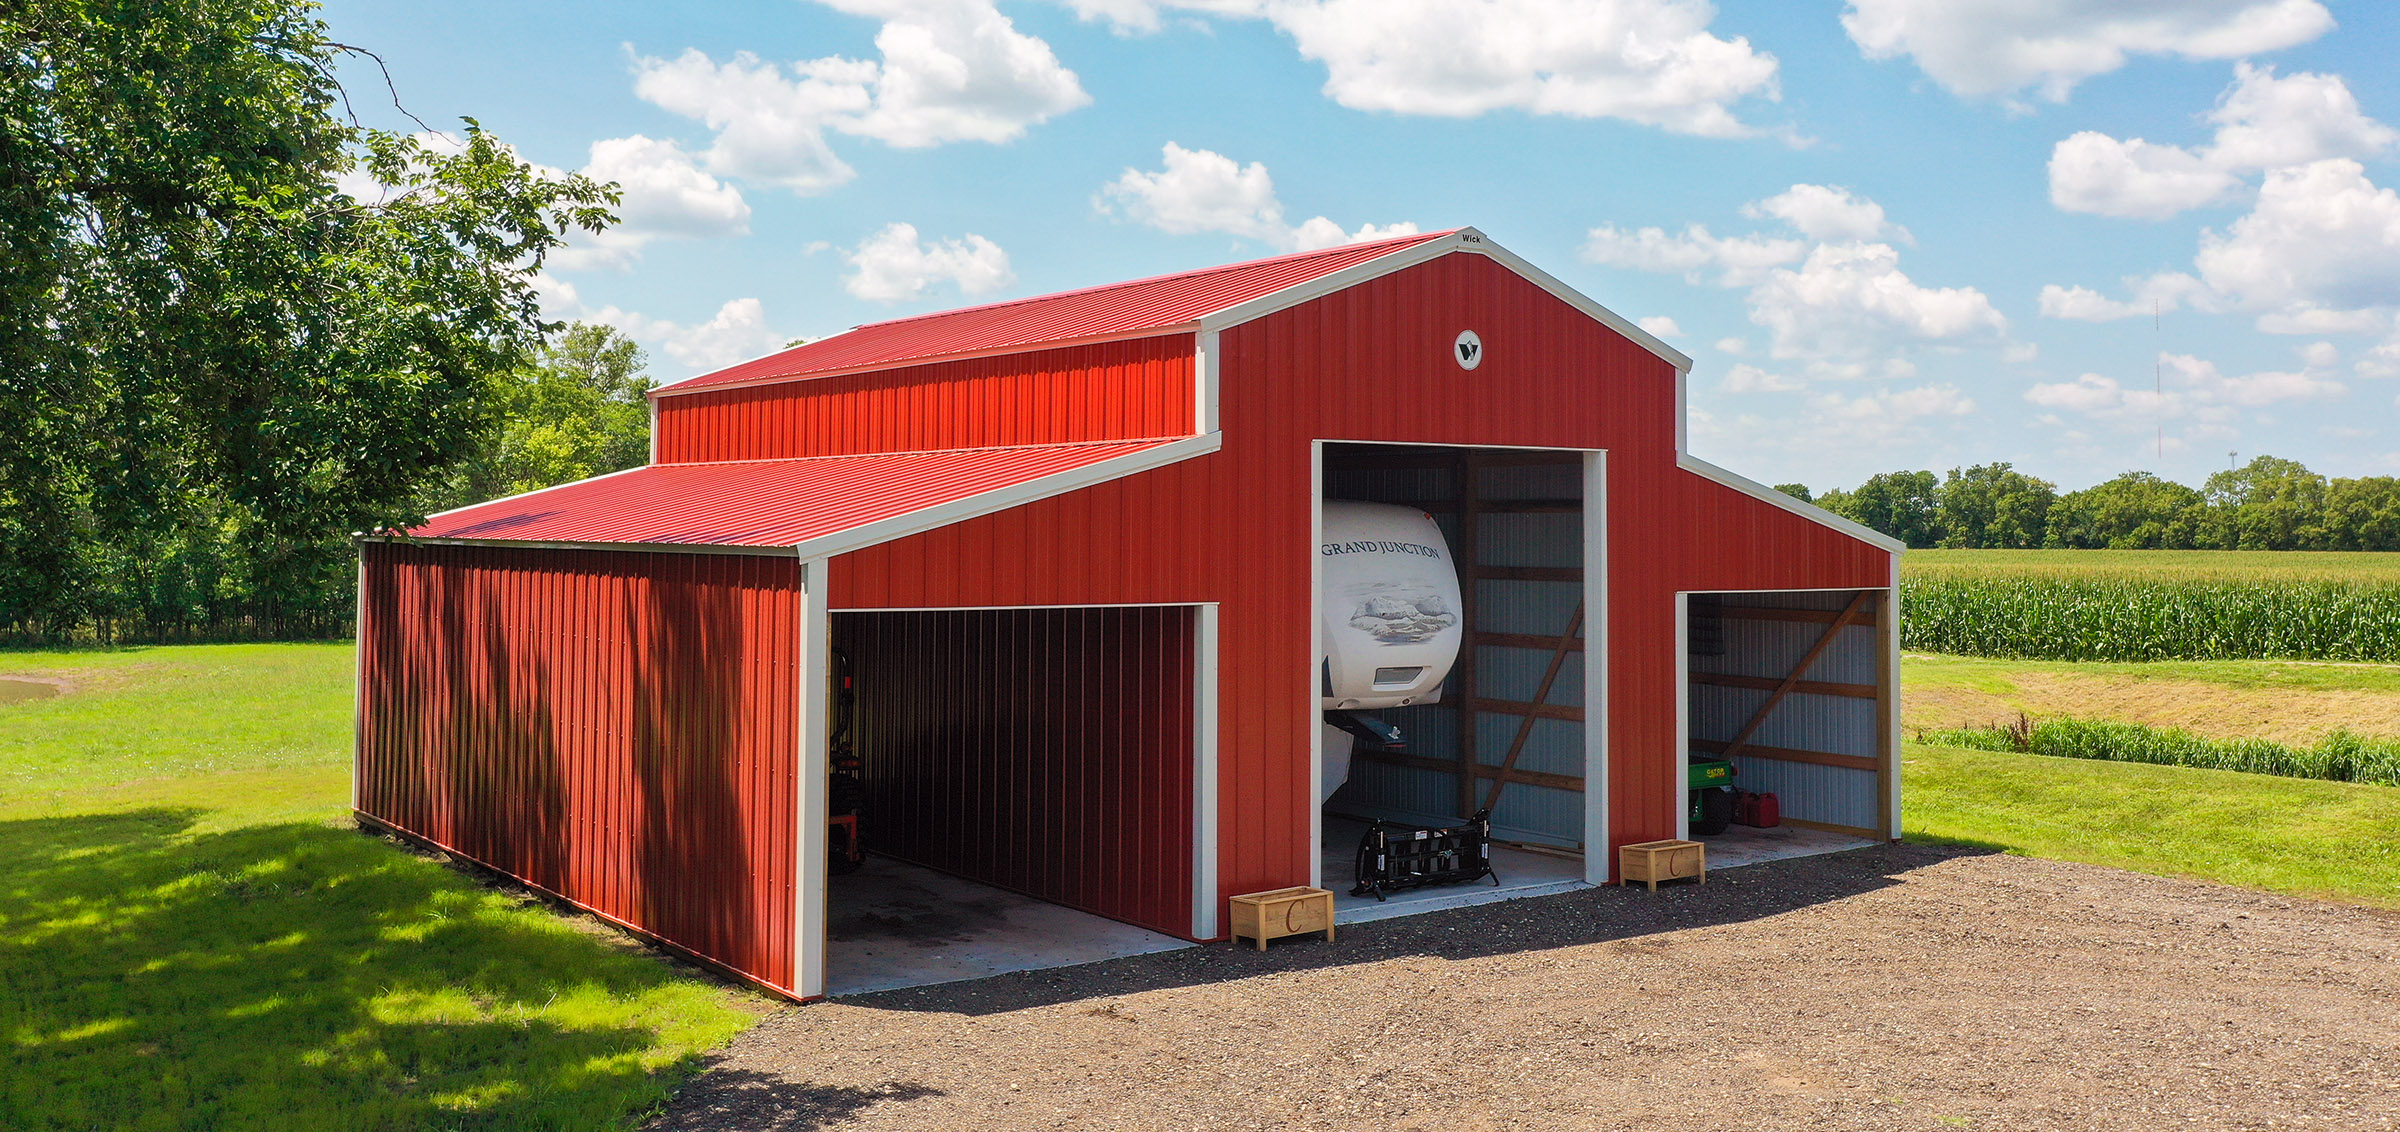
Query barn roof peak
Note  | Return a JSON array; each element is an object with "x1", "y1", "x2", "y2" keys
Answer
[{"x1": 654, "y1": 226, "x2": 1689, "y2": 398}]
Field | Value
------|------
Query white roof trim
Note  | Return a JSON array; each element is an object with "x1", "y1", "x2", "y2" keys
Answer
[
  {"x1": 1197, "y1": 228, "x2": 1695, "y2": 373},
  {"x1": 792, "y1": 432, "x2": 1220, "y2": 560},
  {"x1": 1678, "y1": 454, "x2": 1907, "y2": 555}
]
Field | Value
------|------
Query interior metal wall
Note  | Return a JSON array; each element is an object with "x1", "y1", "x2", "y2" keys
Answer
[
  {"x1": 1686, "y1": 589, "x2": 1883, "y2": 835},
  {"x1": 356, "y1": 542, "x2": 802, "y2": 994},
  {"x1": 1327, "y1": 448, "x2": 1588, "y2": 848},
  {"x1": 834, "y1": 606, "x2": 1196, "y2": 937}
]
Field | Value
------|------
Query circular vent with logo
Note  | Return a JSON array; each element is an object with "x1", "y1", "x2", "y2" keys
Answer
[{"x1": 1453, "y1": 329, "x2": 1483, "y2": 371}]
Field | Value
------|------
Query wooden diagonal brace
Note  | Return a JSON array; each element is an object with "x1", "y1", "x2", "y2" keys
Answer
[
  {"x1": 1479, "y1": 600, "x2": 1584, "y2": 815},
  {"x1": 1716, "y1": 589, "x2": 1873, "y2": 762}
]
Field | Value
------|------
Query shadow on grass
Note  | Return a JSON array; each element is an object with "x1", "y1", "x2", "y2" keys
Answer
[
  {"x1": 640, "y1": 1073, "x2": 944, "y2": 1132},
  {"x1": 829, "y1": 841, "x2": 2000, "y2": 1018},
  {"x1": 0, "y1": 808, "x2": 749, "y2": 1131}
]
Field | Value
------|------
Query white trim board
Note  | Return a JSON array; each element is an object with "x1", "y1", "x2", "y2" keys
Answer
[
  {"x1": 794, "y1": 558, "x2": 833, "y2": 1000},
  {"x1": 1192, "y1": 603, "x2": 1221, "y2": 940}
]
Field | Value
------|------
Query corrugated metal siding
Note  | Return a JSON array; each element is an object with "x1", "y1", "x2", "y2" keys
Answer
[
  {"x1": 655, "y1": 337, "x2": 1196, "y2": 463},
  {"x1": 407, "y1": 439, "x2": 1182, "y2": 548},
  {"x1": 657, "y1": 231, "x2": 1452, "y2": 395},
  {"x1": 356, "y1": 542, "x2": 801, "y2": 993},
  {"x1": 1688, "y1": 591, "x2": 1882, "y2": 832},
  {"x1": 835, "y1": 607, "x2": 1195, "y2": 937}
]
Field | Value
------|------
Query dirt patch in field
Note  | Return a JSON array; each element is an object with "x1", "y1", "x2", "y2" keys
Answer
[
  {"x1": 651, "y1": 846, "x2": 2400, "y2": 1132},
  {"x1": 1906, "y1": 671, "x2": 2400, "y2": 744}
]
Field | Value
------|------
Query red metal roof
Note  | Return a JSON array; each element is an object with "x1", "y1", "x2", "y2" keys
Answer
[
  {"x1": 398, "y1": 439, "x2": 1192, "y2": 551},
  {"x1": 656, "y1": 230, "x2": 1457, "y2": 395}
]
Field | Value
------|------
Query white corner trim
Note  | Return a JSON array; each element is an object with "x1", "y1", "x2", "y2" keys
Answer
[
  {"x1": 794, "y1": 558, "x2": 831, "y2": 999},
  {"x1": 789, "y1": 432, "x2": 1223, "y2": 562},
  {"x1": 1583, "y1": 450, "x2": 1612, "y2": 884},
  {"x1": 1306, "y1": 441, "x2": 1325, "y2": 893},
  {"x1": 1192, "y1": 603, "x2": 1221, "y2": 940},
  {"x1": 1195, "y1": 329, "x2": 1221, "y2": 435},
  {"x1": 1677, "y1": 453, "x2": 1909, "y2": 555}
]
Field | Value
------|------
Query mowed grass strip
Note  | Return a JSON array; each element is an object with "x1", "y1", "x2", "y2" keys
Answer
[
  {"x1": 0, "y1": 644, "x2": 768, "y2": 1132},
  {"x1": 1904, "y1": 741, "x2": 2400, "y2": 910},
  {"x1": 1902, "y1": 652, "x2": 2400, "y2": 744},
  {"x1": 1899, "y1": 550, "x2": 2400, "y2": 663}
]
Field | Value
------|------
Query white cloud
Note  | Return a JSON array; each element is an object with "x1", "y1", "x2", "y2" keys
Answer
[
  {"x1": 1579, "y1": 223, "x2": 1804, "y2": 287},
  {"x1": 2192, "y1": 159, "x2": 2400, "y2": 318},
  {"x1": 1097, "y1": 142, "x2": 1416, "y2": 252},
  {"x1": 632, "y1": 49, "x2": 869, "y2": 193},
  {"x1": 561, "y1": 289, "x2": 790, "y2": 373},
  {"x1": 1718, "y1": 363, "x2": 1801, "y2": 393},
  {"x1": 1637, "y1": 316, "x2": 1683, "y2": 338},
  {"x1": 2048, "y1": 132, "x2": 2238, "y2": 220},
  {"x1": 1064, "y1": 0, "x2": 1780, "y2": 137},
  {"x1": 2026, "y1": 345, "x2": 2344, "y2": 438},
  {"x1": 1692, "y1": 384, "x2": 1977, "y2": 469},
  {"x1": 1589, "y1": 190, "x2": 2003, "y2": 363},
  {"x1": 2206, "y1": 62, "x2": 2400, "y2": 172},
  {"x1": 1840, "y1": 0, "x2": 2334, "y2": 102},
  {"x1": 843, "y1": 221, "x2": 1015, "y2": 303},
  {"x1": 631, "y1": 1, "x2": 1088, "y2": 194},
  {"x1": 1742, "y1": 184, "x2": 1906, "y2": 243},
  {"x1": 1715, "y1": 336, "x2": 1748, "y2": 355},
  {"x1": 2037, "y1": 274, "x2": 2210, "y2": 321},
  {"x1": 551, "y1": 136, "x2": 751, "y2": 271},
  {"x1": 1746, "y1": 242, "x2": 2007, "y2": 359},
  {"x1": 2046, "y1": 65, "x2": 2393, "y2": 219}
]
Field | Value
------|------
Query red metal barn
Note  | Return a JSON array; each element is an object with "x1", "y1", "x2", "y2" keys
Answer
[{"x1": 356, "y1": 228, "x2": 1903, "y2": 1000}]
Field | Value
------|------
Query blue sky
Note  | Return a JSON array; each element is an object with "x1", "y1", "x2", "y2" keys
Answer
[{"x1": 324, "y1": 0, "x2": 2400, "y2": 492}]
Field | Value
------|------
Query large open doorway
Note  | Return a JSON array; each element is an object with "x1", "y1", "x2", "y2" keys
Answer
[
  {"x1": 1679, "y1": 589, "x2": 1896, "y2": 868},
  {"x1": 1314, "y1": 442, "x2": 1605, "y2": 922},
  {"x1": 822, "y1": 606, "x2": 1202, "y2": 995}
]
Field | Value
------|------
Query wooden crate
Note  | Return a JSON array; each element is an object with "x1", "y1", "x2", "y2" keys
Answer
[
  {"x1": 1228, "y1": 886, "x2": 1336, "y2": 951},
  {"x1": 1616, "y1": 839, "x2": 1705, "y2": 891}
]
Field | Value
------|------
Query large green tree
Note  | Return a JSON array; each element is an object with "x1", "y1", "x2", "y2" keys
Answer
[
  {"x1": 1, "y1": 0, "x2": 613, "y2": 635},
  {"x1": 2046, "y1": 471, "x2": 2204, "y2": 549},
  {"x1": 417, "y1": 323, "x2": 654, "y2": 514},
  {"x1": 2201, "y1": 456, "x2": 2329, "y2": 550},
  {"x1": 1937, "y1": 462, "x2": 2057, "y2": 549},
  {"x1": 1818, "y1": 470, "x2": 1944, "y2": 548}
]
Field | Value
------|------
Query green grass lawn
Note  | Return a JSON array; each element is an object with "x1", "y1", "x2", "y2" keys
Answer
[
  {"x1": 1904, "y1": 741, "x2": 2400, "y2": 909},
  {"x1": 0, "y1": 644, "x2": 768, "y2": 1132}
]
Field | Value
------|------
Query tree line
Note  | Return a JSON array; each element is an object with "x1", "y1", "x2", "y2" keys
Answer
[{"x1": 1777, "y1": 457, "x2": 2400, "y2": 551}]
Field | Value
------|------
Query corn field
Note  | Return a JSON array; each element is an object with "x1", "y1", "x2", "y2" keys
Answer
[{"x1": 1901, "y1": 550, "x2": 2400, "y2": 662}]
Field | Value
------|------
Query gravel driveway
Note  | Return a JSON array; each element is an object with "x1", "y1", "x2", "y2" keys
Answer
[{"x1": 651, "y1": 844, "x2": 2400, "y2": 1131}]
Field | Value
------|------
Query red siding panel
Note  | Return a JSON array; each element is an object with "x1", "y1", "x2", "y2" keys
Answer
[
  {"x1": 831, "y1": 251, "x2": 1891, "y2": 910},
  {"x1": 356, "y1": 542, "x2": 802, "y2": 994},
  {"x1": 834, "y1": 607, "x2": 1194, "y2": 937},
  {"x1": 655, "y1": 337, "x2": 1197, "y2": 463}
]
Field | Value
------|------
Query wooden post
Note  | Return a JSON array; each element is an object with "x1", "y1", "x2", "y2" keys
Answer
[{"x1": 1718, "y1": 590, "x2": 1873, "y2": 763}]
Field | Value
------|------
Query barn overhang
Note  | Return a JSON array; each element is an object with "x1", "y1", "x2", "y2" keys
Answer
[{"x1": 378, "y1": 434, "x2": 1220, "y2": 558}]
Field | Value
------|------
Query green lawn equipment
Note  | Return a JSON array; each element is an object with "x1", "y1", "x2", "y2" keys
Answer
[{"x1": 1688, "y1": 756, "x2": 1735, "y2": 836}]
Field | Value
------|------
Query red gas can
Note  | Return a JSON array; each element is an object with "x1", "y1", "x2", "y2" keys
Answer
[{"x1": 1733, "y1": 790, "x2": 1781, "y2": 828}]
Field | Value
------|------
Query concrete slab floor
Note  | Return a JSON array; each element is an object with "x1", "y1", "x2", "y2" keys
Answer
[
  {"x1": 824, "y1": 856, "x2": 1191, "y2": 997},
  {"x1": 1698, "y1": 823, "x2": 1876, "y2": 869},
  {"x1": 1323, "y1": 816, "x2": 1589, "y2": 925}
]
